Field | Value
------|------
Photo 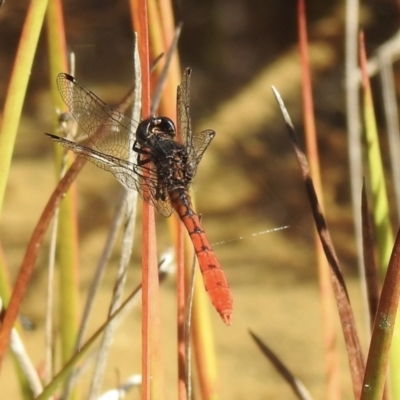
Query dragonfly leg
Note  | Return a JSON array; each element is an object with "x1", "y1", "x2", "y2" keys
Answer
[
  {"x1": 132, "y1": 141, "x2": 150, "y2": 155},
  {"x1": 133, "y1": 142, "x2": 154, "y2": 167}
]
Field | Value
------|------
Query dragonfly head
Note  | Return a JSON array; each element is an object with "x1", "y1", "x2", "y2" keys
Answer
[{"x1": 136, "y1": 117, "x2": 176, "y2": 145}]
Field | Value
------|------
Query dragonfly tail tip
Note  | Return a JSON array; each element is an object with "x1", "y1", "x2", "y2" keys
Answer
[{"x1": 221, "y1": 313, "x2": 233, "y2": 326}]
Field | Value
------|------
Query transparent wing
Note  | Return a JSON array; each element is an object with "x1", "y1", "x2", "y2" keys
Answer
[
  {"x1": 57, "y1": 73, "x2": 137, "y2": 160},
  {"x1": 45, "y1": 133, "x2": 173, "y2": 217},
  {"x1": 177, "y1": 68, "x2": 216, "y2": 178},
  {"x1": 53, "y1": 74, "x2": 174, "y2": 217}
]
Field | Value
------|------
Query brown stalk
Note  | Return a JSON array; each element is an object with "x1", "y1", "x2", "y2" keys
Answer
[
  {"x1": 271, "y1": 87, "x2": 365, "y2": 399},
  {"x1": 131, "y1": 1, "x2": 165, "y2": 398}
]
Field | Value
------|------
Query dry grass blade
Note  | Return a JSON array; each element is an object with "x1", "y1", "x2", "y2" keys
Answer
[
  {"x1": 87, "y1": 189, "x2": 136, "y2": 400},
  {"x1": 271, "y1": 86, "x2": 365, "y2": 398},
  {"x1": 248, "y1": 330, "x2": 313, "y2": 400}
]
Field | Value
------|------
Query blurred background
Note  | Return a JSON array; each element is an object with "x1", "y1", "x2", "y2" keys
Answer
[{"x1": 1, "y1": 0, "x2": 400, "y2": 398}]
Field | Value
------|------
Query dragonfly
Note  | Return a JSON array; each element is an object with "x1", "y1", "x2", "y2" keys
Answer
[{"x1": 45, "y1": 68, "x2": 233, "y2": 325}]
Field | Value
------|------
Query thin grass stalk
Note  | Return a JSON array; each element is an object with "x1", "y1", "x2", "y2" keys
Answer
[
  {"x1": 272, "y1": 86, "x2": 365, "y2": 399},
  {"x1": 86, "y1": 190, "x2": 136, "y2": 400},
  {"x1": 297, "y1": 2, "x2": 341, "y2": 399},
  {"x1": 359, "y1": 32, "x2": 400, "y2": 398},
  {"x1": 131, "y1": 1, "x2": 165, "y2": 398},
  {"x1": 75, "y1": 193, "x2": 125, "y2": 345},
  {"x1": 345, "y1": 0, "x2": 368, "y2": 328},
  {"x1": 45, "y1": 195, "x2": 59, "y2": 387},
  {"x1": 0, "y1": 0, "x2": 50, "y2": 367},
  {"x1": 46, "y1": 2, "x2": 81, "y2": 392},
  {"x1": 378, "y1": 52, "x2": 400, "y2": 220},
  {"x1": 56, "y1": 189, "x2": 80, "y2": 367}
]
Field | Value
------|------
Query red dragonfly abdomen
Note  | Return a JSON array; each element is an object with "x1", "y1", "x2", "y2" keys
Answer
[{"x1": 169, "y1": 188, "x2": 233, "y2": 325}]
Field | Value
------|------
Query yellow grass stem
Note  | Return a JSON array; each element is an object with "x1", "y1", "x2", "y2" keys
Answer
[
  {"x1": 0, "y1": 0, "x2": 49, "y2": 370},
  {"x1": 46, "y1": 1, "x2": 80, "y2": 384}
]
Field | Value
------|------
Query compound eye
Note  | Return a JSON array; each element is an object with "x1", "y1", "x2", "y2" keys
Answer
[
  {"x1": 156, "y1": 117, "x2": 176, "y2": 138},
  {"x1": 135, "y1": 118, "x2": 155, "y2": 143}
]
